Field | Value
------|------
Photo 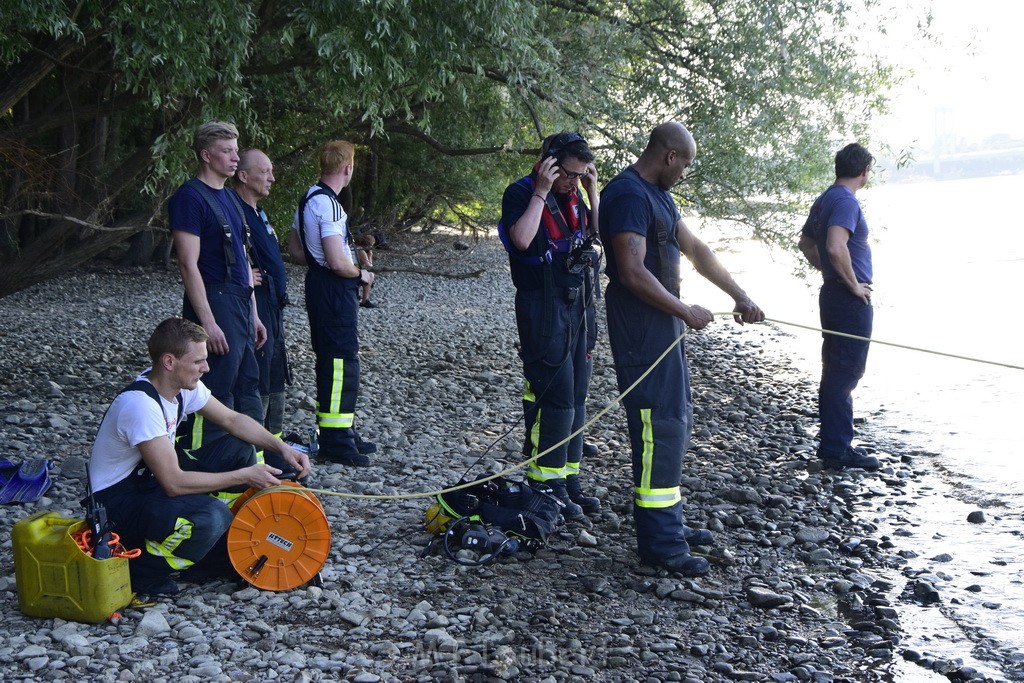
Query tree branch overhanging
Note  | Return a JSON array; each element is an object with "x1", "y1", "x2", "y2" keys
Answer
[{"x1": 0, "y1": 209, "x2": 143, "y2": 233}]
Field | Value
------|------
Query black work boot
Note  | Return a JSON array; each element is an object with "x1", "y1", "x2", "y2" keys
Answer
[
  {"x1": 565, "y1": 476, "x2": 601, "y2": 515},
  {"x1": 821, "y1": 446, "x2": 879, "y2": 470},
  {"x1": 640, "y1": 553, "x2": 710, "y2": 577},
  {"x1": 539, "y1": 479, "x2": 585, "y2": 521}
]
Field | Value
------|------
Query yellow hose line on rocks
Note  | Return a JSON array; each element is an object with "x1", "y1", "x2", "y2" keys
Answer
[
  {"x1": 300, "y1": 312, "x2": 1021, "y2": 502},
  {"x1": 300, "y1": 313, "x2": 713, "y2": 501}
]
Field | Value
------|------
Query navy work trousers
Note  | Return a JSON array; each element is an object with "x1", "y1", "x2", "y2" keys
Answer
[
  {"x1": 606, "y1": 282, "x2": 694, "y2": 561},
  {"x1": 94, "y1": 458, "x2": 239, "y2": 589},
  {"x1": 517, "y1": 287, "x2": 590, "y2": 481},
  {"x1": 817, "y1": 280, "x2": 873, "y2": 456},
  {"x1": 254, "y1": 282, "x2": 288, "y2": 435},
  {"x1": 181, "y1": 282, "x2": 263, "y2": 447},
  {"x1": 305, "y1": 267, "x2": 361, "y2": 456}
]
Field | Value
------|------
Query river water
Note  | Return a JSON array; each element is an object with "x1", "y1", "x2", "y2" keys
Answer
[{"x1": 685, "y1": 174, "x2": 1024, "y2": 681}]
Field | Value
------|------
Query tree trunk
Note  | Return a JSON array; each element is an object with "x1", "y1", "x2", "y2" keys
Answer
[
  {"x1": 123, "y1": 229, "x2": 156, "y2": 266},
  {"x1": 0, "y1": 225, "x2": 131, "y2": 297}
]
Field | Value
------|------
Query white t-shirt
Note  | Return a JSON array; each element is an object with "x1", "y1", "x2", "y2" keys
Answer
[
  {"x1": 89, "y1": 373, "x2": 211, "y2": 493},
  {"x1": 291, "y1": 185, "x2": 352, "y2": 267}
]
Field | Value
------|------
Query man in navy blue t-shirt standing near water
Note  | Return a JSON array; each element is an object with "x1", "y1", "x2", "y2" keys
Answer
[{"x1": 799, "y1": 143, "x2": 880, "y2": 470}]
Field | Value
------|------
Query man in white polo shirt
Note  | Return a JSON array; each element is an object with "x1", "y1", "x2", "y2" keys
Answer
[{"x1": 88, "y1": 318, "x2": 311, "y2": 597}]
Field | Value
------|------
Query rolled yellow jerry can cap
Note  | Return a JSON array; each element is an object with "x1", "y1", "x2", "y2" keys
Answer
[{"x1": 227, "y1": 485, "x2": 331, "y2": 591}]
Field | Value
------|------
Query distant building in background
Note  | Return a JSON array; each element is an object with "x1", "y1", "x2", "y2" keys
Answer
[{"x1": 886, "y1": 108, "x2": 1024, "y2": 182}]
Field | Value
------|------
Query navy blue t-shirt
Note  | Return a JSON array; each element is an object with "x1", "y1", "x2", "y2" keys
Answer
[
  {"x1": 168, "y1": 181, "x2": 251, "y2": 287},
  {"x1": 599, "y1": 167, "x2": 681, "y2": 294},
  {"x1": 801, "y1": 184, "x2": 873, "y2": 283},
  {"x1": 500, "y1": 176, "x2": 587, "y2": 291},
  {"x1": 243, "y1": 202, "x2": 288, "y2": 304}
]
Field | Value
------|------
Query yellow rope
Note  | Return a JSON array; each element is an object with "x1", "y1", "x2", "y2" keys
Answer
[
  {"x1": 297, "y1": 315, "x2": 717, "y2": 501},
  {"x1": 765, "y1": 317, "x2": 1024, "y2": 371},
  {"x1": 286, "y1": 311, "x2": 1021, "y2": 503}
]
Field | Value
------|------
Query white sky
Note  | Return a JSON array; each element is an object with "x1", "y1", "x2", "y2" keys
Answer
[{"x1": 873, "y1": 0, "x2": 1024, "y2": 151}]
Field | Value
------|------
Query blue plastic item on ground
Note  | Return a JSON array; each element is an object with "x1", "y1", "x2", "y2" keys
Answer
[{"x1": 0, "y1": 459, "x2": 53, "y2": 504}]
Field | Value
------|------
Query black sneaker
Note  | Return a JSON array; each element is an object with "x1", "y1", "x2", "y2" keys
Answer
[
  {"x1": 565, "y1": 476, "x2": 600, "y2": 515},
  {"x1": 682, "y1": 525, "x2": 715, "y2": 546},
  {"x1": 822, "y1": 447, "x2": 880, "y2": 470},
  {"x1": 133, "y1": 577, "x2": 180, "y2": 597},
  {"x1": 528, "y1": 481, "x2": 585, "y2": 524},
  {"x1": 353, "y1": 431, "x2": 377, "y2": 455},
  {"x1": 641, "y1": 553, "x2": 710, "y2": 577},
  {"x1": 320, "y1": 449, "x2": 371, "y2": 467},
  {"x1": 360, "y1": 301, "x2": 379, "y2": 309}
]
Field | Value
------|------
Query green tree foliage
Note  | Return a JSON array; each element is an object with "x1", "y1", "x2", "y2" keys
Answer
[{"x1": 0, "y1": 0, "x2": 895, "y2": 296}]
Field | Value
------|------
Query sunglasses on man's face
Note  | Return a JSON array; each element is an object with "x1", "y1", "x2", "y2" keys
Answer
[{"x1": 559, "y1": 168, "x2": 587, "y2": 180}]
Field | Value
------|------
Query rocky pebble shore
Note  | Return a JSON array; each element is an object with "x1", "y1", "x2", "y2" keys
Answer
[{"x1": 0, "y1": 236, "x2": 1004, "y2": 682}]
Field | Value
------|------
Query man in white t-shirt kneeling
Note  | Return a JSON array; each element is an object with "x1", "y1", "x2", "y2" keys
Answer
[{"x1": 88, "y1": 318, "x2": 311, "y2": 597}]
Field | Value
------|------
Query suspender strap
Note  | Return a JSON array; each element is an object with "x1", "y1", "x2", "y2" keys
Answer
[
  {"x1": 651, "y1": 213, "x2": 680, "y2": 297},
  {"x1": 296, "y1": 184, "x2": 336, "y2": 271},
  {"x1": 542, "y1": 266, "x2": 555, "y2": 338},
  {"x1": 185, "y1": 179, "x2": 253, "y2": 281},
  {"x1": 94, "y1": 374, "x2": 183, "y2": 460},
  {"x1": 121, "y1": 379, "x2": 184, "y2": 428}
]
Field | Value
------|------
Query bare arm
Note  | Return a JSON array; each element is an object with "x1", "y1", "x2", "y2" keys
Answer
[
  {"x1": 798, "y1": 232, "x2": 822, "y2": 271},
  {"x1": 139, "y1": 434, "x2": 282, "y2": 497},
  {"x1": 198, "y1": 396, "x2": 312, "y2": 478},
  {"x1": 825, "y1": 225, "x2": 872, "y2": 304},
  {"x1": 322, "y1": 234, "x2": 372, "y2": 288},
  {"x1": 611, "y1": 231, "x2": 714, "y2": 329},
  {"x1": 249, "y1": 264, "x2": 267, "y2": 350},
  {"x1": 173, "y1": 230, "x2": 229, "y2": 355},
  {"x1": 508, "y1": 157, "x2": 558, "y2": 251},
  {"x1": 677, "y1": 218, "x2": 765, "y2": 324}
]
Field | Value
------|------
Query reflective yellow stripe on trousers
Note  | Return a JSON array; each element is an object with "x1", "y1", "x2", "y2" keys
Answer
[
  {"x1": 254, "y1": 431, "x2": 282, "y2": 465},
  {"x1": 176, "y1": 413, "x2": 204, "y2": 451},
  {"x1": 145, "y1": 516, "x2": 196, "y2": 570},
  {"x1": 524, "y1": 405, "x2": 567, "y2": 481},
  {"x1": 318, "y1": 358, "x2": 354, "y2": 428},
  {"x1": 634, "y1": 408, "x2": 681, "y2": 508}
]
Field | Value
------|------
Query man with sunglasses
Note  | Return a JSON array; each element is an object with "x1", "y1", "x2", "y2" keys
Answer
[
  {"x1": 499, "y1": 132, "x2": 601, "y2": 519},
  {"x1": 600, "y1": 122, "x2": 764, "y2": 576}
]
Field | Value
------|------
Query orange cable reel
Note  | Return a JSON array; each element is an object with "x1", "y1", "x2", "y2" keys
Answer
[{"x1": 227, "y1": 484, "x2": 331, "y2": 591}]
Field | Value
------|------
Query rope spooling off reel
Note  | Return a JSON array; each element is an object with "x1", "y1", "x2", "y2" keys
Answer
[{"x1": 227, "y1": 483, "x2": 331, "y2": 591}]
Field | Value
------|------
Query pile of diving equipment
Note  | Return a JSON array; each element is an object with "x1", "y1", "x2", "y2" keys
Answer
[{"x1": 423, "y1": 476, "x2": 562, "y2": 566}]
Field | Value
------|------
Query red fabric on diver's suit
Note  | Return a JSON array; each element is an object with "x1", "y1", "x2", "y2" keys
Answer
[{"x1": 532, "y1": 160, "x2": 582, "y2": 244}]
